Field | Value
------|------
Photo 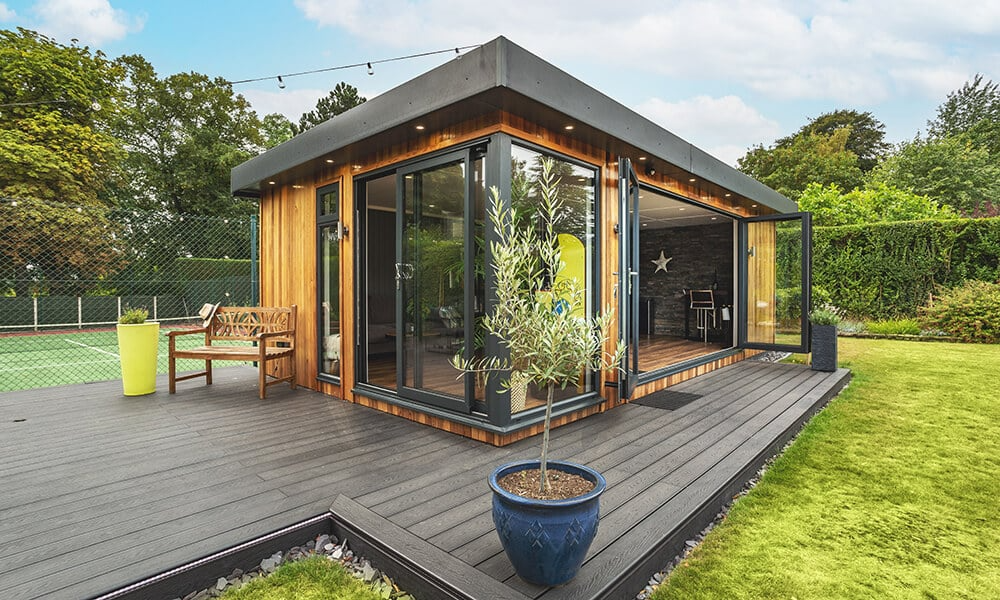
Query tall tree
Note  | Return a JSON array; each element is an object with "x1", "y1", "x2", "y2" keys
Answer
[
  {"x1": 0, "y1": 28, "x2": 125, "y2": 296},
  {"x1": 294, "y1": 82, "x2": 366, "y2": 134},
  {"x1": 738, "y1": 128, "x2": 863, "y2": 200},
  {"x1": 260, "y1": 112, "x2": 295, "y2": 148},
  {"x1": 109, "y1": 54, "x2": 262, "y2": 217},
  {"x1": 928, "y1": 74, "x2": 1000, "y2": 158},
  {"x1": 797, "y1": 182, "x2": 956, "y2": 227},
  {"x1": 867, "y1": 135, "x2": 1000, "y2": 216},
  {"x1": 784, "y1": 109, "x2": 890, "y2": 172}
]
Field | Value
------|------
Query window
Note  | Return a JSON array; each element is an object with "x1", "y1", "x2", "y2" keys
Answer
[
  {"x1": 317, "y1": 183, "x2": 341, "y2": 378},
  {"x1": 509, "y1": 144, "x2": 598, "y2": 409}
]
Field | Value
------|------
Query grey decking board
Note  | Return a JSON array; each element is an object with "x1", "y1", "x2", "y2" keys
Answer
[
  {"x1": 330, "y1": 495, "x2": 532, "y2": 600},
  {"x1": 492, "y1": 368, "x2": 831, "y2": 588},
  {"x1": 409, "y1": 367, "x2": 802, "y2": 553},
  {"x1": 533, "y1": 369, "x2": 850, "y2": 600},
  {"x1": 0, "y1": 363, "x2": 850, "y2": 600}
]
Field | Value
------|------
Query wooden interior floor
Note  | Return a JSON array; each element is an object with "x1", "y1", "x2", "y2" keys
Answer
[
  {"x1": 0, "y1": 362, "x2": 850, "y2": 600},
  {"x1": 636, "y1": 335, "x2": 729, "y2": 372}
]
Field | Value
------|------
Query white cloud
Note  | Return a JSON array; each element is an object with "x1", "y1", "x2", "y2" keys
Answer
[
  {"x1": 0, "y1": 3, "x2": 16, "y2": 20},
  {"x1": 241, "y1": 88, "x2": 329, "y2": 122},
  {"x1": 635, "y1": 95, "x2": 782, "y2": 166},
  {"x1": 31, "y1": 0, "x2": 144, "y2": 45},
  {"x1": 293, "y1": 0, "x2": 1000, "y2": 104}
]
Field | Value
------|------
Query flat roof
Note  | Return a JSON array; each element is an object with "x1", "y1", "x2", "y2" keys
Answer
[{"x1": 232, "y1": 36, "x2": 795, "y2": 213}]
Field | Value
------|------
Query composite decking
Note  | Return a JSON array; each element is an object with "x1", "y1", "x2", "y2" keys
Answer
[{"x1": 0, "y1": 361, "x2": 849, "y2": 600}]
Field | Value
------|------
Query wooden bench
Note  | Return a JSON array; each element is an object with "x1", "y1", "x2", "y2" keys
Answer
[{"x1": 167, "y1": 305, "x2": 297, "y2": 400}]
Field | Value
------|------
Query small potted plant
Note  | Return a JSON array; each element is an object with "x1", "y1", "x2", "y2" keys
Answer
[
  {"x1": 809, "y1": 306, "x2": 840, "y2": 372},
  {"x1": 454, "y1": 158, "x2": 623, "y2": 586},
  {"x1": 116, "y1": 305, "x2": 160, "y2": 395}
]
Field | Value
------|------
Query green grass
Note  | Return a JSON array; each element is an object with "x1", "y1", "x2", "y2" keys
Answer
[
  {"x1": 0, "y1": 327, "x2": 250, "y2": 392},
  {"x1": 653, "y1": 338, "x2": 1000, "y2": 599},
  {"x1": 863, "y1": 318, "x2": 923, "y2": 335},
  {"x1": 220, "y1": 556, "x2": 390, "y2": 600}
]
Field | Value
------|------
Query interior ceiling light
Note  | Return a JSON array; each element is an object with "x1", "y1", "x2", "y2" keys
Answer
[
  {"x1": 415, "y1": 124, "x2": 425, "y2": 130},
  {"x1": 725, "y1": 193, "x2": 732, "y2": 197},
  {"x1": 752, "y1": 204, "x2": 758, "y2": 208},
  {"x1": 638, "y1": 156, "x2": 647, "y2": 161},
  {"x1": 325, "y1": 159, "x2": 334, "y2": 163},
  {"x1": 689, "y1": 178, "x2": 697, "y2": 183},
  {"x1": 268, "y1": 181, "x2": 276, "y2": 185},
  {"x1": 564, "y1": 124, "x2": 574, "y2": 130}
]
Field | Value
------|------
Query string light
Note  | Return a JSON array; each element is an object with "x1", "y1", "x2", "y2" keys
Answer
[{"x1": 225, "y1": 44, "x2": 480, "y2": 87}]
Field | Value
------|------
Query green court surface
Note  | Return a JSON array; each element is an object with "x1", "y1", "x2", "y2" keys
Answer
[{"x1": 0, "y1": 327, "x2": 251, "y2": 392}]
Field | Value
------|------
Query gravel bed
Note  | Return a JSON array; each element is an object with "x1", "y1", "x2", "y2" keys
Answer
[{"x1": 175, "y1": 533, "x2": 413, "y2": 600}]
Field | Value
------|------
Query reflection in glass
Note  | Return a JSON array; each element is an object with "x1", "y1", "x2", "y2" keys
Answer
[
  {"x1": 402, "y1": 160, "x2": 467, "y2": 398},
  {"x1": 747, "y1": 219, "x2": 803, "y2": 345},
  {"x1": 318, "y1": 185, "x2": 340, "y2": 378},
  {"x1": 509, "y1": 145, "x2": 596, "y2": 411},
  {"x1": 364, "y1": 174, "x2": 398, "y2": 388}
]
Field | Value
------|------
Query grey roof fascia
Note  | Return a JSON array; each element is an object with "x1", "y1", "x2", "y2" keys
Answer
[
  {"x1": 231, "y1": 40, "x2": 506, "y2": 195},
  {"x1": 497, "y1": 40, "x2": 796, "y2": 213}
]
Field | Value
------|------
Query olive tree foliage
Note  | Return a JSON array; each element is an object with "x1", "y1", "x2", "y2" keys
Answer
[
  {"x1": 293, "y1": 82, "x2": 366, "y2": 134},
  {"x1": 0, "y1": 28, "x2": 125, "y2": 296},
  {"x1": 108, "y1": 54, "x2": 263, "y2": 217}
]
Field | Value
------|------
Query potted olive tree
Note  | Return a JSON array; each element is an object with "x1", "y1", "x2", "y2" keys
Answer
[
  {"x1": 809, "y1": 306, "x2": 840, "y2": 372},
  {"x1": 454, "y1": 158, "x2": 623, "y2": 586},
  {"x1": 117, "y1": 306, "x2": 160, "y2": 395}
]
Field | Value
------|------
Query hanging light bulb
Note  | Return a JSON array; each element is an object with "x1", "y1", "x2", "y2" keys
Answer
[
  {"x1": 367, "y1": 62, "x2": 374, "y2": 76},
  {"x1": 277, "y1": 75, "x2": 286, "y2": 89}
]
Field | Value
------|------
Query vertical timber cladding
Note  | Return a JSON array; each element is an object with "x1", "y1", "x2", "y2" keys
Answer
[{"x1": 747, "y1": 221, "x2": 778, "y2": 344}]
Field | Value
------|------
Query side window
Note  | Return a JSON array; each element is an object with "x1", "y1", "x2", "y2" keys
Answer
[{"x1": 318, "y1": 183, "x2": 341, "y2": 378}]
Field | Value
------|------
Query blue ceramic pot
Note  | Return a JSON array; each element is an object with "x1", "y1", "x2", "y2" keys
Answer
[{"x1": 489, "y1": 460, "x2": 606, "y2": 586}]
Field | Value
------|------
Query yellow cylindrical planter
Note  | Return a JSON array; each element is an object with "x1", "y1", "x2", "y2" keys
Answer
[{"x1": 117, "y1": 322, "x2": 160, "y2": 396}]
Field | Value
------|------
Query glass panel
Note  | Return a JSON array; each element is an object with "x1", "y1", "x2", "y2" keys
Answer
[
  {"x1": 747, "y1": 219, "x2": 804, "y2": 345},
  {"x1": 402, "y1": 160, "x2": 466, "y2": 398},
  {"x1": 635, "y1": 188, "x2": 735, "y2": 372},
  {"x1": 320, "y1": 223, "x2": 340, "y2": 377},
  {"x1": 364, "y1": 174, "x2": 398, "y2": 388},
  {"x1": 510, "y1": 145, "x2": 596, "y2": 412},
  {"x1": 319, "y1": 185, "x2": 339, "y2": 217},
  {"x1": 472, "y1": 156, "x2": 486, "y2": 403}
]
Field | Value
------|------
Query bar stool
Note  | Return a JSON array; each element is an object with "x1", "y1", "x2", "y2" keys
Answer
[{"x1": 689, "y1": 290, "x2": 716, "y2": 344}]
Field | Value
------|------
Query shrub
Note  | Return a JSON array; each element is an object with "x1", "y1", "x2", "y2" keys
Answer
[
  {"x1": 919, "y1": 280, "x2": 1000, "y2": 343},
  {"x1": 864, "y1": 319, "x2": 922, "y2": 335},
  {"x1": 118, "y1": 306, "x2": 148, "y2": 324},
  {"x1": 809, "y1": 306, "x2": 842, "y2": 326}
]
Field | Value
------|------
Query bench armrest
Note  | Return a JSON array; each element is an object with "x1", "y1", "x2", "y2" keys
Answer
[
  {"x1": 165, "y1": 327, "x2": 208, "y2": 338},
  {"x1": 257, "y1": 329, "x2": 294, "y2": 340}
]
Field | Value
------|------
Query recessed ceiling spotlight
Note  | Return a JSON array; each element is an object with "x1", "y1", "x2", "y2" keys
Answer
[
  {"x1": 638, "y1": 156, "x2": 647, "y2": 161},
  {"x1": 292, "y1": 185, "x2": 304, "y2": 189},
  {"x1": 325, "y1": 159, "x2": 334, "y2": 164},
  {"x1": 353, "y1": 165, "x2": 362, "y2": 170},
  {"x1": 724, "y1": 193, "x2": 732, "y2": 197},
  {"x1": 564, "y1": 124, "x2": 574, "y2": 130},
  {"x1": 689, "y1": 178, "x2": 697, "y2": 183},
  {"x1": 751, "y1": 204, "x2": 758, "y2": 208},
  {"x1": 678, "y1": 207, "x2": 686, "y2": 211},
  {"x1": 267, "y1": 181, "x2": 276, "y2": 185},
  {"x1": 415, "y1": 124, "x2": 425, "y2": 130}
]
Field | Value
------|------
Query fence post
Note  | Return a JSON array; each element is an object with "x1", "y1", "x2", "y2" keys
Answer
[
  {"x1": 117, "y1": 296, "x2": 122, "y2": 320},
  {"x1": 33, "y1": 296, "x2": 38, "y2": 332},
  {"x1": 78, "y1": 296, "x2": 82, "y2": 329},
  {"x1": 153, "y1": 296, "x2": 158, "y2": 321},
  {"x1": 251, "y1": 214, "x2": 259, "y2": 306}
]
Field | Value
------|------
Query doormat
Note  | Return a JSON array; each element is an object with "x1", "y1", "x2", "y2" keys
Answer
[{"x1": 633, "y1": 390, "x2": 702, "y2": 411}]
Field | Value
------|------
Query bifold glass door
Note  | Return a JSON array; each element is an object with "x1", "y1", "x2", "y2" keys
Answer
[
  {"x1": 618, "y1": 157, "x2": 640, "y2": 400},
  {"x1": 741, "y1": 213, "x2": 812, "y2": 353}
]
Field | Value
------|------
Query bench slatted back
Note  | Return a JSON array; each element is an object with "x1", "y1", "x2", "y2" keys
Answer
[{"x1": 208, "y1": 306, "x2": 296, "y2": 344}]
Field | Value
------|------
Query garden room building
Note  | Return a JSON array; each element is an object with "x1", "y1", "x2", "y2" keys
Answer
[{"x1": 231, "y1": 36, "x2": 812, "y2": 446}]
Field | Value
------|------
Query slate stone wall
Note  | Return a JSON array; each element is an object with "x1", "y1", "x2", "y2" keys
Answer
[{"x1": 637, "y1": 223, "x2": 734, "y2": 337}]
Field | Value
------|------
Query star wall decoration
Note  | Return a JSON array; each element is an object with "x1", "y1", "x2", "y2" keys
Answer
[{"x1": 652, "y1": 250, "x2": 673, "y2": 273}]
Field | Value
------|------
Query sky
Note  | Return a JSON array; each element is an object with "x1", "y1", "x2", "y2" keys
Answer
[{"x1": 3, "y1": 0, "x2": 999, "y2": 166}]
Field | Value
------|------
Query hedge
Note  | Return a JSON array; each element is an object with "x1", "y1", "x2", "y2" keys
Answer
[{"x1": 781, "y1": 217, "x2": 1000, "y2": 320}]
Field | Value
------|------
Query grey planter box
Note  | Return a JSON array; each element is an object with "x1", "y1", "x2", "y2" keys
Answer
[{"x1": 811, "y1": 324, "x2": 838, "y2": 372}]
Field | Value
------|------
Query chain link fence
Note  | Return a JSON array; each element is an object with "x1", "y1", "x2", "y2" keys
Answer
[{"x1": 0, "y1": 199, "x2": 258, "y2": 392}]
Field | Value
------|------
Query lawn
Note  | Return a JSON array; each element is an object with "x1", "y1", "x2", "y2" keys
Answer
[
  {"x1": 653, "y1": 337, "x2": 1000, "y2": 599},
  {"x1": 220, "y1": 556, "x2": 389, "y2": 600}
]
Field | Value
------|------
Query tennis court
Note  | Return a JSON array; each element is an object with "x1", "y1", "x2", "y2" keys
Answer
[{"x1": 0, "y1": 326, "x2": 252, "y2": 392}]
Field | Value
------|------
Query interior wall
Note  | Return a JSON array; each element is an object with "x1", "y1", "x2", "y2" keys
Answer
[{"x1": 638, "y1": 223, "x2": 734, "y2": 337}]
